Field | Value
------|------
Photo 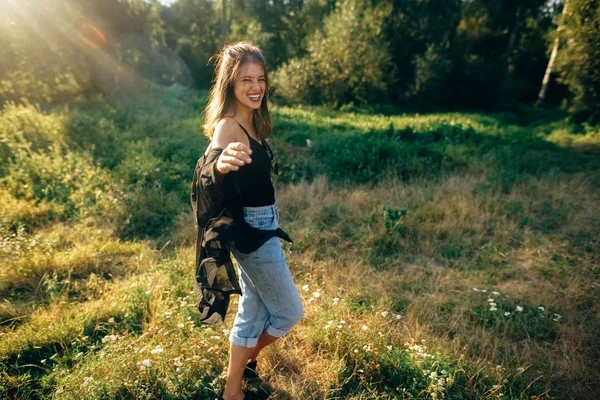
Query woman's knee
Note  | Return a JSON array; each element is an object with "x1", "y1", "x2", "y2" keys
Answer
[{"x1": 287, "y1": 296, "x2": 304, "y2": 326}]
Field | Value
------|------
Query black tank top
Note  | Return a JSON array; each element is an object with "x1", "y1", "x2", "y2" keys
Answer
[{"x1": 234, "y1": 122, "x2": 275, "y2": 207}]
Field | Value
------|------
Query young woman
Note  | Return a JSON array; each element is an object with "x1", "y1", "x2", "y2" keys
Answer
[{"x1": 202, "y1": 42, "x2": 304, "y2": 400}]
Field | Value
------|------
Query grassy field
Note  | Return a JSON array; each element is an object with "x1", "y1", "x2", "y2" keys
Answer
[{"x1": 1, "y1": 91, "x2": 599, "y2": 399}]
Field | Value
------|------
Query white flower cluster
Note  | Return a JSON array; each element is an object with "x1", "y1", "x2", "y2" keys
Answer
[
  {"x1": 101, "y1": 334, "x2": 123, "y2": 343},
  {"x1": 406, "y1": 342, "x2": 434, "y2": 359},
  {"x1": 423, "y1": 369, "x2": 454, "y2": 399},
  {"x1": 323, "y1": 320, "x2": 346, "y2": 330},
  {"x1": 140, "y1": 359, "x2": 152, "y2": 370},
  {"x1": 380, "y1": 310, "x2": 402, "y2": 320},
  {"x1": 150, "y1": 345, "x2": 164, "y2": 355}
]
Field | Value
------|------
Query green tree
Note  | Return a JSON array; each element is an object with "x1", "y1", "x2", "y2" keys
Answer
[
  {"x1": 556, "y1": 0, "x2": 600, "y2": 122},
  {"x1": 162, "y1": 0, "x2": 219, "y2": 88},
  {"x1": 273, "y1": 0, "x2": 393, "y2": 106}
]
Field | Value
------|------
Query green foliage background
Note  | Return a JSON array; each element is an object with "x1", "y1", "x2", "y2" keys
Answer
[{"x1": 1, "y1": 0, "x2": 599, "y2": 121}]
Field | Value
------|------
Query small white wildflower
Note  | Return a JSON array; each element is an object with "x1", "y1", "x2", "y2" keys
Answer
[
  {"x1": 337, "y1": 324, "x2": 343, "y2": 329},
  {"x1": 145, "y1": 290, "x2": 151, "y2": 295},
  {"x1": 472, "y1": 287, "x2": 480, "y2": 292},
  {"x1": 312, "y1": 292, "x2": 321, "y2": 298},
  {"x1": 538, "y1": 306, "x2": 545, "y2": 312},
  {"x1": 141, "y1": 359, "x2": 152, "y2": 369},
  {"x1": 301, "y1": 284, "x2": 309, "y2": 292},
  {"x1": 178, "y1": 323, "x2": 185, "y2": 328},
  {"x1": 423, "y1": 369, "x2": 430, "y2": 376},
  {"x1": 481, "y1": 289, "x2": 487, "y2": 293},
  {"x1": 332, "y1": 297, "x2": 340, "y2": 305},
  {"x1": 386, "y1": 345, "x2": 392, "y2": 351},
  {"x1": 173, "y1": 357, "x2": 183, "y2": 367},
  {"x1": 487, "y1": 298, "x2": 495, "y2": 302},
  {"x1": 492, "y1": 291, "x2": 500, "y2": 295},
  {"x1": 108, "y1": 317, "x2": 115, "y2": 324},
  {"x1": 489, "y1": 302, "x2": 497, "y2": 307},
  {"x1": 306, "y1": 139, "x2": 312, "y2": 148},
  {"x1": 490, "y1": 306, "x2": 498, "y2": 312},
  {"x1": 324, "y1": 321, "x2": 334, "y2": 330},
  {"x1": 361, "y1": 325, "x2": 368, "y2": 331},
  {"x1": 381, "y1": 311, "x2": 389, "y2": 318},
  {"x1": 378, "y1": 331, "x2": 384, "y2": 337},
  {"x1": 150, "y1": 345, "x2": 164, "y2": 355},
  {"x1": 553, "y1": 313, "x2": 562, "y2": 321},
  {"x1": 82, "y1": 376, "x2": 94, "y2": 386},
  {"x1": 516, "y1": 305, "x2": 524, "y2": 312},
  {"x1": 210, "y1": 336, "x2": 221, "y2": 341},
  {"x1": 504, "y1": 312, "x2": 511, "y2": 316},
  {"x1": 441, "y1": 370, "x2": 447, "y2": 375},
  {"x1": 446, "y1": 377, "x2": 454, "y2": 385},
  {"x1": 395, "y1": 314, "x2": 402, "y2": 320},
  {"x1": 363, "y1": 345, "x2": 372, "y2": 352},
  {"x1": 354, "y1": 349, "x2": 359, "y2": 353}
]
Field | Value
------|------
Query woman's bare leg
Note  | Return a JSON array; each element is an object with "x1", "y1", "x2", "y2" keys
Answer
[
  {"x1": 222, "y1": 344, "x2": 255, "y2": 400},
  {"x1": 248, "y1": 331, "x2": 278, "y2": 361}
]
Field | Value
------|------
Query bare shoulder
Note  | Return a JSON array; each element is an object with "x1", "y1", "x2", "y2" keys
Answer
[{"x1": 212, "y1": 117, "x2": 245, "y2": 149}]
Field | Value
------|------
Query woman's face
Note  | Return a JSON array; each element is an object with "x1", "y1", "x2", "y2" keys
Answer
[{"x1": 233, "y1": 62, "x2": 266, "y2": 111}]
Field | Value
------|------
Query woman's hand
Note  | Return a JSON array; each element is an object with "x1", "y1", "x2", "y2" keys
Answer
[{"x1": 215, "y1": 142, "x2": 253, "y2": 174}]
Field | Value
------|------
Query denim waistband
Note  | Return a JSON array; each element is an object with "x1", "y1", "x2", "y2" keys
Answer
[{"x1": 243, "y1": 204, "x2": 277, "y2": 217}]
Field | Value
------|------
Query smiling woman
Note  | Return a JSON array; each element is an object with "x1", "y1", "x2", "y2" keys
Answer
[{"x1": 195, "y1": 42, "x2": 303, "y2": 400}]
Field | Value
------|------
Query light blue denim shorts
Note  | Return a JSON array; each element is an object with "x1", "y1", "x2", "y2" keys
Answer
[{"x1": 228, "y1": 204, "x2": 304, "y2": 348}]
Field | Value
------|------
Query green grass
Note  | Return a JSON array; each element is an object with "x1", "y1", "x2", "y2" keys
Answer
[{"x1": 1, "y1": 94, "x2": 599, "y2": 399}]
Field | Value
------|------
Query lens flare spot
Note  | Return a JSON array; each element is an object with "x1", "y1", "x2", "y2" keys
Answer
[{"x1": 77, "y1": 23, "x2": 107, "y2": 50}]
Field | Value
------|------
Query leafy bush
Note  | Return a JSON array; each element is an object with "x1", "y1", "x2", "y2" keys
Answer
[
  {"x1": 272, "y1": 0, "x2": 394, "y2": 106},
  {"x1": 113, "y1": 186, "x2": 183, "y2": 240}
]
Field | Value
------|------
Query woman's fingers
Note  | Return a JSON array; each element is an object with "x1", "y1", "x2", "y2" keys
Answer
[
  {"x1": 229, "y1": 141, "x2": 253, "y2": 156},
  {"x1": 220, "y1": 155, "x2": 247, "y2": 166},
  {"x1": 216, "y1": 142, "x2": 253, "y2": 174},
  {"x1": 216, "y1": 157, "x2": 238, "y2": 173},
  {"x1": 224, "y1": 149, "x2": 252, "y2": 163},
  {"x1": 224, "y1": 142, "x2": 252, "y2": 163}
]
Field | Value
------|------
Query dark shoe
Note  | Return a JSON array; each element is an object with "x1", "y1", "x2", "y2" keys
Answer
[
  {"x1": 242, "y1": 361, "x2": 273, "y2": 399},
  {"x1": 216, "y1": 389, "x2": 266, "y2": 400},
  {"x1": 243, "y1": 387, "x2": 272, "y2": 400},
  {"x1": 243, "y1": 360, "x2": 259, "y2": 382}
]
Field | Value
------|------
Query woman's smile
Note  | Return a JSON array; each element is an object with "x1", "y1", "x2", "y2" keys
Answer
[{"x1": 235, "y1": 62, "x2": 266, "y2": 110}]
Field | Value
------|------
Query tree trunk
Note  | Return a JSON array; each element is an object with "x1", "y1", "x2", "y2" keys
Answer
[
  {"x1": 536, "y1": 0, "x2": 569, "y2": 107},
  {"x1": 221, "y1": 0, "x2": 227, "y2": 45}
]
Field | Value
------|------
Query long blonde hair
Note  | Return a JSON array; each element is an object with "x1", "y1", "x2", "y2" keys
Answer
[{"x1": 203, "y1": 42, "x2": 271, "y2": 140}]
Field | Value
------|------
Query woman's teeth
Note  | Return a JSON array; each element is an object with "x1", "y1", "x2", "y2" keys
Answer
[{"x1": 249, "y1": 95, "x2": 260, "y2": 101}]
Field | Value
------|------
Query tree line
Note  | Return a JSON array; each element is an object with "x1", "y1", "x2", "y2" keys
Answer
[{"x1": 0, "y1": 0, "x2": 598, "y2": 121}]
